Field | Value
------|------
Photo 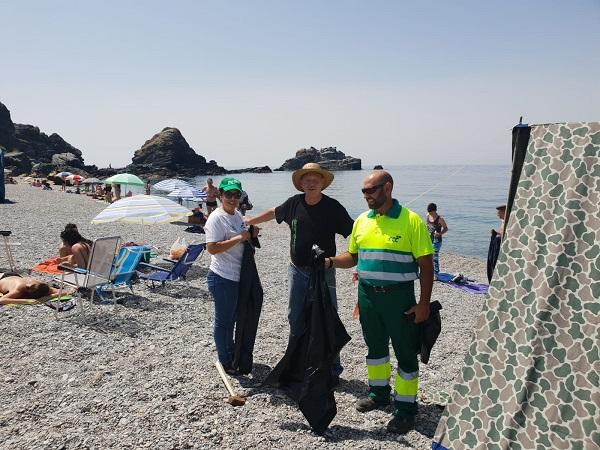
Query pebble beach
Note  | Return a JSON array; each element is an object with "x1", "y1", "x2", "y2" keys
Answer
[{"x1": 0, "y1": 182, "x2": 488, "y2": 450}]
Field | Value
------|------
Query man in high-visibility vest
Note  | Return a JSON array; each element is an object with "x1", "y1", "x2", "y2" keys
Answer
[{"x1": 327, "y1": 170, "x2": 434, "y2": 434}]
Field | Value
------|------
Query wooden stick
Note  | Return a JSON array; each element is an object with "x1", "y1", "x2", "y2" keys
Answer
[{"x1": 215, "y1": 361, "x2": 236, "y2": 397}]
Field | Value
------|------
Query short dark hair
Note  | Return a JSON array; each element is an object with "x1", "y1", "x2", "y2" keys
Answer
[
  {"x1": 496, "y1": 205, "x2": 506, "y2": 211},
  {"x1": 25, "y1": 282, "x2": 50, "y2": 299},
  {"x1": 427, "y1": 203, "x2": 437, "y2": 212},
  {"x1": 381, "y1": 172, "x2": 393, "y2": 187}
]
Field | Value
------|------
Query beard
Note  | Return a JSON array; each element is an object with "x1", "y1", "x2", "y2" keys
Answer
[{"x1": 366, "y1": 194, "x2": 386, "y2": 210}]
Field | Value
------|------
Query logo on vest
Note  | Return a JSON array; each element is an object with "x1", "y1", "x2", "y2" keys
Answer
[{"x1": 389, "y1": 235, "x2": 402, "y2": 243}]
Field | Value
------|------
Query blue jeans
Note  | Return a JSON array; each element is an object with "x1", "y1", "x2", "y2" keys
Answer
[
  {"x1": 433, "y1": 239, "x2": 442, "y2": 276},
  {"x1": 207, "y1": 270, "x2": 239, "y2": 365},
  {"x1": 287, "y1": 263, "x2": 343, "y2": 376}
]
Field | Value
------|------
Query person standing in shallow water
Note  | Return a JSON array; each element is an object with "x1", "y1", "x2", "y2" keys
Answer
[
  {"x1": 425, "y1": 203, "x2": 448, "y2": 281},
  {"x1": 202, "y1": 178, "x2": 220, "y2": 215}
]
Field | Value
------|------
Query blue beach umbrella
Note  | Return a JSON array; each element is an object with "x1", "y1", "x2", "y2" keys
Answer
[
  {"x1": 152, "y1": 178, "x2": 193, "y2": 192},
  {"x1": 167, "y1": 187, "x2": 207, "y2": 201}
]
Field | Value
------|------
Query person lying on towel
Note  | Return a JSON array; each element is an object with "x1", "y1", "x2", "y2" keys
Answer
[{"x1": 0, "y1": 274, "x2": 70, "y2": 308}]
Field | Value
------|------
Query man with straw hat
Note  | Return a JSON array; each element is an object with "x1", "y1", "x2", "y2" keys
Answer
[{"x1": 246, "y1": 162, "x2": 354, "y2": 382}]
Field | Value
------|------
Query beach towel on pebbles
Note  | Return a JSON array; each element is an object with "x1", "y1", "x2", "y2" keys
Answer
[
  {"x1": 436, "y1": 272, "x2": 488, "y2": 294},
  {"x1": 433, "y1": 122, "x2": 600, "y2": 450}
]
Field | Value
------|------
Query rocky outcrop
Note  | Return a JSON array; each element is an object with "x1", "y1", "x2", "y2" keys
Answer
[
  {"x1": 0, "y1": 101, "x2": 88, "y2": 176},
  {"x1": 275, "y1": 147, "x2": 361, "y2": 171},
  {"x1": 125, "y1": 127, "x2": 226, "y2": 178},
  {"x1": 0, "y1": 103, "x2": 16, "y2": 151},
  {"x1": 227, "y1": 165, "x2": 272, "y2": 174}
]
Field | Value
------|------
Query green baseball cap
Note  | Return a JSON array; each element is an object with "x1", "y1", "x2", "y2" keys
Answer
[{"x1": 219, "y1": 177, "x2": 242, "y2": 192}]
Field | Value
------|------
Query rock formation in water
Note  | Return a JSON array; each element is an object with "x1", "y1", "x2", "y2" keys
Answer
[
  {"x1": 125, "y1": 127, "x2": 226, "y2": 178},
  {"x1": 227, "y1": 165, "x2": 272, "y2": 174},
  {"x1": 275, "y1": 147, "x2": 361, "y2": 171}
]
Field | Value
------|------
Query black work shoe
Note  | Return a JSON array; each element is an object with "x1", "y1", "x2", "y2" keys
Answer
[
  {"x1": 386, "y1": 416, "x2": 415, "y2": 434},
  {"x1": 356, "y1": 396, "x2": 389, "y2": 412}
]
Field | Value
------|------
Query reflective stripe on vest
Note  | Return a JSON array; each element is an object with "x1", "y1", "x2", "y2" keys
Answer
[{"x1": 357, "y1": 249, "x2": 418, "y2": 285}]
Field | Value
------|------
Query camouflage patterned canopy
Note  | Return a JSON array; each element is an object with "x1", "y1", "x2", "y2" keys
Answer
[{"x1": 433, "y1": 122, "x2": 600, "y2": 449}]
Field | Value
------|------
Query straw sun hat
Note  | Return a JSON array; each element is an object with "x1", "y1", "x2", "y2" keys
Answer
[{"x1": 292, "y1": 163, "x2": 334, "y2": 192}]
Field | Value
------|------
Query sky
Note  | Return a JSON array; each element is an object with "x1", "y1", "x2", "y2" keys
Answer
[{"x1": 1, "y1": 1, "x2": 599, "y2": 169}]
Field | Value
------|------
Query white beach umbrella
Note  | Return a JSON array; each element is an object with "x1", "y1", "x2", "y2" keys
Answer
[
  {"x1": 82, "y1": 177, "x2": 102, "y2": 184},
  {"x1": 56, "y1": 171, "x2": 72, "y2": 178},
  {"x1": 91, "y1": 195, "x2": 192, "y2": 225},
  {"x1": 167, "y1": 186, "x2": 207, "y2": 201},
  {"x1": 152, "y1": 178, "x2": 193, "y2": 192}
]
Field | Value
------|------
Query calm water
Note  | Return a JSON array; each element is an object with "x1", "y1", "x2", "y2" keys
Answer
[{"x1": 189, "y1": 165, "x2": 511, "y2": 258}]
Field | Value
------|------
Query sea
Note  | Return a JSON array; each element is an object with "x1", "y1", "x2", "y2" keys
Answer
[{"x1": 188, "y1": 165, "x2": 511, "y2": 259}]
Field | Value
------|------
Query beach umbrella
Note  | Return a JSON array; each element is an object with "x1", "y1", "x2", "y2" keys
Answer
[
  {"x1": 66, "y1": 174, "x2": 83, "y2": 183},
  {"x1": 91, "y1": 195, "x2": 191, "y2": 226},
  {"x1": 167, "y1": 186, "x2": 207, "y2": 200},
  {"x1": 104, "y1": 173, "x2": 145, "y2": 187},
  {"x1": 153, "y1": 178, "x2": 193, "y2": 192},
  {"x1": 82, "y1": 177, "x2": 102, "y2": 184},
  {"x1": 56, "y1": 171, "x2": 72, "y2": 178}
]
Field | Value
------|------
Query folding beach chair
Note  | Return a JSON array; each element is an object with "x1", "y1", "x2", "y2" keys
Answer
[
  {"x1": 1, "y1": 231, "x2": 19, "y2": 272},
  {"x1": 137, "y1": 243, "x2": 205, "y2": 288},
  {"x1": 51, "y1": 236, "x2": 121, "y2": 317},
  {"x1": 95, "y1": 245, "x2": 146, "y2": 305}
]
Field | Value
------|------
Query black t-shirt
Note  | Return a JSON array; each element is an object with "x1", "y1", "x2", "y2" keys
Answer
[{"x1": 275, "y1": 194, "x2": 354, "y2": 267}]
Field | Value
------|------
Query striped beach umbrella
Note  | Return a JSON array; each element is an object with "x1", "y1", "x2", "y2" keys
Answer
[
  {"x1": 167, "y1": 186, "x2": 207, "y2": 201},
  {"x1": 152, "y1": 178, "x2": 193, "y2": 192},
  {"x1": 82, "y1": 177, "x2": 102, "y2": 184},
  {"x1": 91, "y1": 195, "x2": 192, "y2": 225},
  {"x1": 104, "y1": 173, "x2": 145, "y2": 187},
  {"x1": 57, "y1": 171, "x2": 72, "y2": 178}
]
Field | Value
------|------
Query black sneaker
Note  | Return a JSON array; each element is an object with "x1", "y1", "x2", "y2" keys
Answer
[
  {"x1": 386, "y1": 415, "x2": 415, "y2": 434},
  {"x1": 356, "y1": 396, "x2": 389, "y2": 412}
]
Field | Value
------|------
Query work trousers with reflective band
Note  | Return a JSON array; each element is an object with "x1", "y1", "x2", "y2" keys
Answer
[{"x1": 358, "y1": 281, "x2": 419, "y2": 418}]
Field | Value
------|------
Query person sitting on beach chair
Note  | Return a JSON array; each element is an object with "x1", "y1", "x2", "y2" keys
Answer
[{"x1": 58, "y1": 225, "x2": 93, "y2": 268}]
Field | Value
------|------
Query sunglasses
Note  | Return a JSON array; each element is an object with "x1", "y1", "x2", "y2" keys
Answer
[
  {"x1": 361, "y1": 183, "x2": 385, "y2": 195},
  {"x1": 223, "y1": 190, "x2": 242, "y2": 199}
]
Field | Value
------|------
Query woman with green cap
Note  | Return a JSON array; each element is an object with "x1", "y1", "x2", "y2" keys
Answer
[{"x1": 204, "y1": 177, "x2": 259, "y2": 374}]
